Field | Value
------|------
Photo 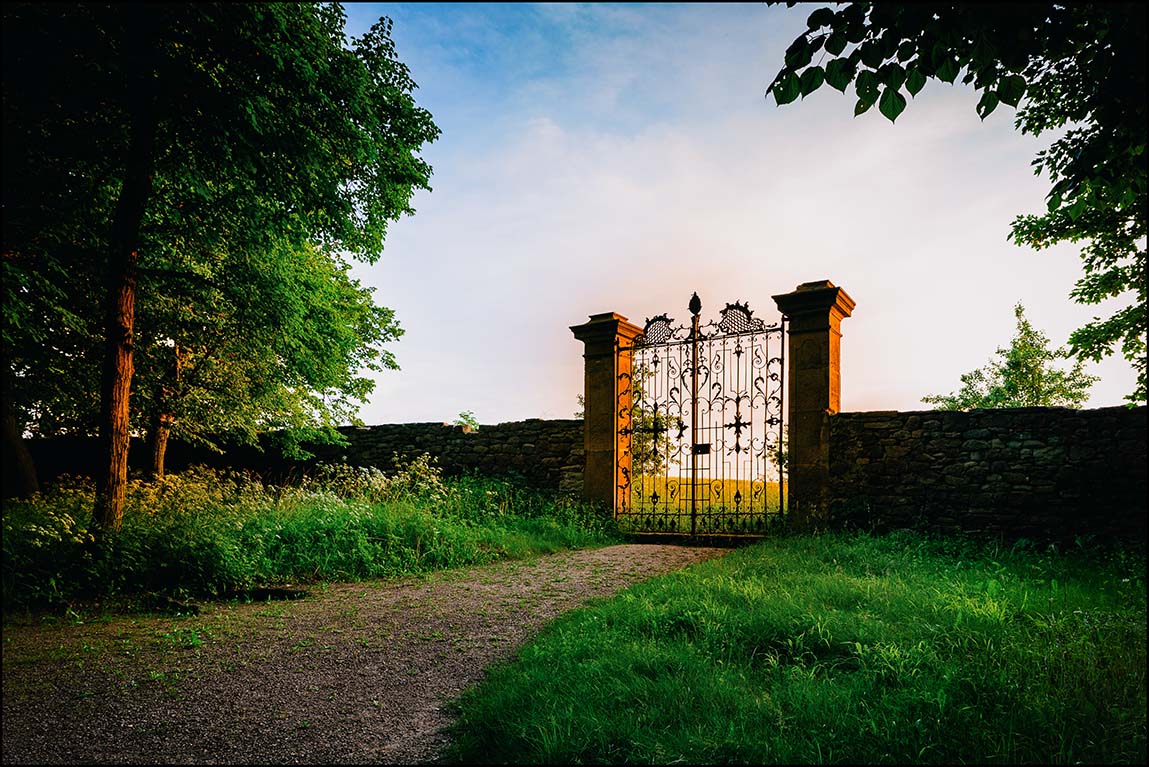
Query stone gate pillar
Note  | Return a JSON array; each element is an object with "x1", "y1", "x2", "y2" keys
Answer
[
  {"x1": 570, "y1": 312, "x2": 643, "y2": 511},
  {"x1": 772, "y1": 281, "x2": 856, "y2": 530}
]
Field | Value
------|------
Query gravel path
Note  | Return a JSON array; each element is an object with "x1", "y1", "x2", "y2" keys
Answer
[{"x1": 2, "y1": 544, "x2": 728, "y2": 764}]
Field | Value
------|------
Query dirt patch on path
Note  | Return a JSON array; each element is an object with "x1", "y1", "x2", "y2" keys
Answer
[{"x1": 3, "y1": 543, "x2": 728, "y2": 764}]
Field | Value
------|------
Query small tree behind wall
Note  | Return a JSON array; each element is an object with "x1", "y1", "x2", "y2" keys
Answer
[{"x1": 923, "y1": 303, "x2": 1098, "y2": 410}]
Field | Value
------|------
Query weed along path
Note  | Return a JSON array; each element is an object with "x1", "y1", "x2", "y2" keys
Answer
[{"x1": 2, "y1": 543, "x2": 727, "y2": 765}]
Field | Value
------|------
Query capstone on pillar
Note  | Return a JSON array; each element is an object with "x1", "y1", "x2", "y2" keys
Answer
[
  {"x1": 570, "y1": 312, "x2": 643, "y2": 512},
  {"x1": 772, "y1": 280, "x2": 856, "y2": 530}
]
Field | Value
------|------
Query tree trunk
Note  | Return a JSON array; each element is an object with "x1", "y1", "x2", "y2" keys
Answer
[
  {"x1": 95, "y1": 271, "x2": 139, "y2": 532},
  {"x1": 93, "y1": 28, "x2": 157, "y2": 534},
  {"x1": 148, "y1": 413, "x2": 173, "y2": 481},
  {"x1": 2, "y1": 401, "x2": 39, "y2": 498},
  {"x1": 147, "y1": 343, "x2": 185, "y2": 481}
]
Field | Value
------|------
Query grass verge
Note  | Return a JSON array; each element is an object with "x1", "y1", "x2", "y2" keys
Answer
[
  {"x1": 2, "y1": 457, "x2": 619, "y2": 618},
  {"x1": 446, "y1": 530, "x2": 1147, "y2": 764}
]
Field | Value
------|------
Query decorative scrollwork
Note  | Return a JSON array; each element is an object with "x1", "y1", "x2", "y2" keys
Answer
[
  {"x1": 636, "y1": 314, "x2": 675, "y2": 346},
  {"x1": 617, "y1": 293, "x2": 786, "y2": 537},
  {"x1": 717, "y1": 301, "x2": 766, "y2": 335}
]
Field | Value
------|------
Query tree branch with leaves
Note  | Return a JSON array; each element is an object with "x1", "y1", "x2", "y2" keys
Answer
[{"x1": 766, "y1": 2, "x2": 1146, "y2": 405}]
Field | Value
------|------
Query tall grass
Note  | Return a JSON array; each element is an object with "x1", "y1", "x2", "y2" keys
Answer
[
  {"x1": 2, "y1": 457, "x2": 618, "y2": 613},
  {"x1": 447, "y1": 531, "x2": 1147, "y2": 764}
]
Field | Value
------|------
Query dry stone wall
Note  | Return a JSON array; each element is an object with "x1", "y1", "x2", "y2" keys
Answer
[
  {"x1": 827, "y1": 405, "x2": 1147, "y2": 542},
  {"x1": 9, "y1": 419, "x2": 585, "y2": 495},
  {"x1": 305, "y1": 419, "x2": 585, "y2": 492}
]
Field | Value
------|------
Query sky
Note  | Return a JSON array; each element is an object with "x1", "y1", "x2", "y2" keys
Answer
[{"x1": 339, "y1": 2, "x2": 1138, "y2": 426}]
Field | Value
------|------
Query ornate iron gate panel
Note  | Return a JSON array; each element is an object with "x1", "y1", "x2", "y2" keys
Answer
[{"x1": 616, "y1": 293, "x2": 786, "y2": 536}]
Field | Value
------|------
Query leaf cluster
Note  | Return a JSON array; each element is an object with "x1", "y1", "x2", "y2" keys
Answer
[
  {"x1": 2, "y1": 4, "x2": 440, "y2": 452},
  {"x1": 768, "y1": 4, "x2": 1050, "y2": 122},
  {"x1": 766, "y1": 3, "x2": 1146, "y2": 403}
]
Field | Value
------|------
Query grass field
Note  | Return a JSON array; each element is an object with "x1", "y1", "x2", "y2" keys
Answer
[
  {"x1": 621, "y1": 476, "x2": 786, "y2": 535},
  {"x1": 446, "y1": 530, "x2": 1147, "y2": 764}
]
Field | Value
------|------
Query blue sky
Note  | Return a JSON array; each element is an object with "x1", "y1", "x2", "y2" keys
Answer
[{"x1": 341, "y1": 3, "x2": 1138, "y2": 425}]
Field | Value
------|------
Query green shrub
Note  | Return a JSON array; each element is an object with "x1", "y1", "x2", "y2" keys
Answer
[{"x1": 2, "y1": 456, "x2": 618, "y2": 613}]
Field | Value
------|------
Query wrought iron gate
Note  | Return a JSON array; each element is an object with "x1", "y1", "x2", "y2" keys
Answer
[{"x1": 616, "y1": 293, "x2": 786, "y2": 536}]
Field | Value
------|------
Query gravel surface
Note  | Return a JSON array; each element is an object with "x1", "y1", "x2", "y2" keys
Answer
[{"x1": 2, "y1": 544, "x2": 728, "y2": 764}]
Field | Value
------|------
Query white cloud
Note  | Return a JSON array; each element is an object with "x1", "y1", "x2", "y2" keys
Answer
[{"x1": 351, "y1": 4, "x2": 1138, "y2": 425}]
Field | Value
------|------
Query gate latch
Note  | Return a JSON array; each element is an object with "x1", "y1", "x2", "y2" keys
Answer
[{"x1": 692, "y1": 443, "x2": 710, "y2": 455}]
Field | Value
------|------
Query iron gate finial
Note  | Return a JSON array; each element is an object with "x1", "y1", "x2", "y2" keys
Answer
[{"x1": 688, "y1": 292, "x2": 702, "y2": 316}]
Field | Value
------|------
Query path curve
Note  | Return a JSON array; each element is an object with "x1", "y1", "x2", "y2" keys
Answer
[{"x1": 2, "y1": 544, "x2": 728, "y2": 764}]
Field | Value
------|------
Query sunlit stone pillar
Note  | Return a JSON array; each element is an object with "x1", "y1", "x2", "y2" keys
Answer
[
  {"x1": 772, "y1": 281, "x2": 856, "y2": 530},
  {"x1": 570, "y1": 312, "x2": 643, "y2": 511}
]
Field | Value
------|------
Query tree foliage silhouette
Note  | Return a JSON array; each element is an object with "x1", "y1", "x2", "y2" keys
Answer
[
  {"x1": 767, "y1": 2, "x2": 1146, "y2": 405},
  {"x1": 3, "y1": 4, "x2": 439, "y2": 525}
]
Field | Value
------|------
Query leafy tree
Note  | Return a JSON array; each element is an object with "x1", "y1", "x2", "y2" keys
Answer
[
  {"x1": 627, "y1": 362, "x2": 676, "y2": 479},
  {"x1": 132, "y1": 242, "x2": 402, "y2": 479},
  {"x1": 766, "y1": 2, "x2": 1147, "y2": 405},
  {"x1": 922, "y1": 303, "x2": 1097, "y2": 410},
  {"x1": 3, "y1": 4, "x2": 439, "y2": 526}
]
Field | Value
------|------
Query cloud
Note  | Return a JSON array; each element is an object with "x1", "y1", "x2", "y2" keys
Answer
[{"x1": 351, "y1": 4, "x2": 1138, "y2": 425}]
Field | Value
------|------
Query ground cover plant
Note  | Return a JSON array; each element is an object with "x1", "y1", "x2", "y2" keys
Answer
[
  {"x1": 2, "y1": 455, "x2": 618, "y2": 615},
  {"x1": 447, "y1": 530, "x2": 1147, "y2": 764}
]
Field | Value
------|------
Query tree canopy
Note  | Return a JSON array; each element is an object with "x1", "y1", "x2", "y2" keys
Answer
[
  {"x1": 922, "y1": 303, "x2": 1097, "y2": 410},
  {"x1": 130, "y1": 240, "x2": 403, "y2": 477},
  {"x1": 2, "y1": 3, "x2": 439, "y2": 526},
  {"x1": 766, "y1": 2, "x2": 1146, "y2": 405}
]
